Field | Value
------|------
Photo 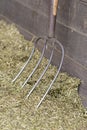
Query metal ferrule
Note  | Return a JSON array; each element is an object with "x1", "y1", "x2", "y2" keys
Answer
[{"x1": 48, "y1": 0, "x2": 59, "y2": 38}]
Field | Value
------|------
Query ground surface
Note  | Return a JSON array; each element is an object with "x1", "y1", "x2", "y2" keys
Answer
[{"x1": 0, "y1": 20, "x2": 87, "y2": 130}]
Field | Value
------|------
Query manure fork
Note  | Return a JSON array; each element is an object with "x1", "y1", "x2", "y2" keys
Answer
[{"x1": 12, "y1": 0, "x2": 64, "y2": 108}]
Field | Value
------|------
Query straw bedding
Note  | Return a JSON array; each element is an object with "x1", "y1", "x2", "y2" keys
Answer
[{"x1": 0, "y1": 20, "x2": 87, "y2": 130}]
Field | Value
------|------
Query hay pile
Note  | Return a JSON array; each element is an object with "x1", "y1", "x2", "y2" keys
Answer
[{"x1": 0, "y1": 20, "x2": 87, "y2": 130}]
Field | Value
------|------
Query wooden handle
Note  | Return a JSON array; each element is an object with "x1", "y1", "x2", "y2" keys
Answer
[{"x1": 53, "y1": 0, "x2": 59, "y2": 16}]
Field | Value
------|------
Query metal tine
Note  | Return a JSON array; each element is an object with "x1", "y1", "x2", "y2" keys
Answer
[
  {"x1": 21, "y1": 38, "x2": 47, "y2": 88},
  {"x1": 26, "y1": 41, "x2": 55, "y2": 98},
  {"x1": 12, "y1": 47, "x2": 35, "y2": 83},
  {"x1": 12, "y1": 37, "x2": 43, "y2": 83},
  {"x1": 36, "y1": 40, "x2": 64, "y2": 108}
]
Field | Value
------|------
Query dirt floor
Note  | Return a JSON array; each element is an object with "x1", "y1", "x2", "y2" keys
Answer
[{"x1": 0, "y1": 20, "x2": 87, "y2": 130}]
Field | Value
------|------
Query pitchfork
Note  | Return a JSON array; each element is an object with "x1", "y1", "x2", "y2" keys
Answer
[{"x1": 12, "y1": 0, "x2": 64, "y2": 108}]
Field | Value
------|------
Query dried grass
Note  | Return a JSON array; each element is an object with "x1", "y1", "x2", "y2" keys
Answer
[{"x1": 0, "y1": 20, "x2": 87, "y2": 130}]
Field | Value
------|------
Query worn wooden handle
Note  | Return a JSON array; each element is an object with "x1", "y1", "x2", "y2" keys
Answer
[{"x1": 53, "y1": 0, "x2": 59, "y2": 16}]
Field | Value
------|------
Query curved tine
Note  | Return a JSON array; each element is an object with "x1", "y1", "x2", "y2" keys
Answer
[
  {"x1": 12, "y1": 47, "x2": 35, "y2": 83},
  {"x1": 12, "y1": 37, "x2": 42, "y2": 83},
  {"x1": 36, "y1": 40, "x2": 64, "y2": 108},
  {"x1": 26, "y1": 42, "x2": 55, "y2": 98},
  {"x1": 21, "y1": 38, "x2": 47, "y2": 88}
]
